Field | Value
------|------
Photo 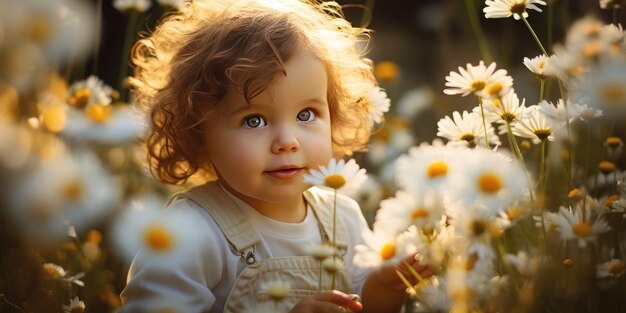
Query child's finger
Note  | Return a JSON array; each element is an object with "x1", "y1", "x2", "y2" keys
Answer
[{"x1": 312, "y1": 291, "x2": 362, "y2": 312}]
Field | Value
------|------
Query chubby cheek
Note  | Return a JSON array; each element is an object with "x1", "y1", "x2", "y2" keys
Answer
[{"x1": 303, "y1": 128, "x2": 333, "y2": 170}]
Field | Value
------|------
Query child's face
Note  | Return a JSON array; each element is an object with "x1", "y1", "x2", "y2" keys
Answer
[{"x1": 204, "y1": 47, "x2": 333, "y2": 209}]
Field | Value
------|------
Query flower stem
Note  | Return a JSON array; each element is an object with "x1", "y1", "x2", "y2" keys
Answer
[
  {"x1": 540, "y1": 79, "x2": 545, "y2": 101},
  {"x1": 478, "y1": 96, "x2": 490, "y2": 147},
  {"x1": 539, "y1": 139, "x2": 547, "y2": 196},
  {"x1": 506, "y1": 121, "x2": 535, "y2": 202},
  {"x1": 318, "y1": 260, "x2": 323, "y2": 292},
  {"x1": 464, "y1": 0, "x2": 493, "y2": 62},
  {"x1": 395, "y1": 269, "x2": 418, "y2": 294},
  {"x1": 521, "y1": 15, "x2": 548, "y2": 56},
  {"x1": 403, "y1": 261, "x2": 424, "y2": 284},
  {"x1": 331, "y1": 190, "x2": 337, "y2": 291}
]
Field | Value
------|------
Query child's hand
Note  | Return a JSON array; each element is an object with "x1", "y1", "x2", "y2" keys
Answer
[
  {"x1": 373, "y1": 254, "x2": 434, "y2": 291},
  {"x1": 289, "y1": 290, "x2": 362, "y2": 313}
]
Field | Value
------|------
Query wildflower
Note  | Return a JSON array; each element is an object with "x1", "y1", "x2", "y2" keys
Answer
[
  {"x1": 63, "y1": 297, "x2": 85, "y2": 313},
  {"x1": 305, "y1": 244, "x2": 336, "y2": 261},
  {"x1": 448, "y1": 148, "x2": 527, "y2": 213},
  {"x1": 375, "y1": 61, "x2": 399, "y2": 81},
  {"x1": 483, "y1": 0, "x2": 547, "y2": 20},
  {"x1": 523, "y1": 55, "x2": 554, "y2": 80},
  {"x1": 437, "y1": 111, "x2": 501, "y2": 147},
  {"x1": 597, "y1": 259, "x2": 626, "y2": 279},
  {"x1": 394, "y1": 140, "x2": 463, "y2": 193},
  {"x1": 481, "y1": 89, "x2": 527, "y2": 124},
  {"x1": 375, "y1": 190, "x2": 445, "y2": 235},
  {"x1": 156, "y1": 0, "x2": 187, "y2": 11},
  {"x1": 62, "y1": 104, "x2": 146, "y2": 144},
  {"x1": 444, "y1": 61, "x2": 513, "y2": 97},
  {"x1": 396, "y1": 87, "x2": 434, "y2": 119},
  {"x1": 599, "y1": 23, "x2": 625, "y2": 56},
  {"x1": 353, "y1": 223, "x2": 417, "y2": 268},
  {"x1": 304, "y1": 158, "x2": 367, "y2": 195},
  {"x1": 513, "y1": 106, "x2": 556, "y2": 144},
  {"x1": 113, "y1": 0, "x2": 152, "y2": 13},
  {"x1": 112, "y1": 196, "x2": 204, "y2": 266},
  {"x1": 551, "y1": 205, "x2": 611, "y2": 248},
  {"x1": 365, "y1": 86, "x2": 391, "y2": 125},
  {"x1": 67, "y1": 76, "x2": 114, "y2": 109},
  {"x1": 537, "y1": 99, "x2": 581, "y2": 124},
  {"x1": 260, "y1": 279, "x2": 291, "y2": 301},
  {"x1": 574, "y1": 103, "x2": 603, "y2": 122},
  {"x1": 573, "y1": 60, "x2": 626, "y2": 113},
  {"x1": 599, "y1": 0, "x2": 622, "y2": 9},
  {"x1": 321, "y1": 257, "x2": 345, "y2": 274},
  {"x1": 599, "y1": 160, "x2": 616, "y2": 174},
  {"x1": 447, "y1": 205, "x2": 500, "y2": 258},
  {"x1": 43, "y1": 263, "x2": 66, "y2": 278}
]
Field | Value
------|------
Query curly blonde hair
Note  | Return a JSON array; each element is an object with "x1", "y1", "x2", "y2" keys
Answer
[{"x1": 131, "y1": 0, "x2": 378, "y2": 185}]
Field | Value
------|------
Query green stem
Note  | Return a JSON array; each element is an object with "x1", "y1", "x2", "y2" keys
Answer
[
  {"x1": 506, "y1": 121, "x2": 535, "y2": 202},
  {"x1": 331, "y1": 190, "x2": 337, "y2": 290},
  {"x1": 119, "y1": 10, "x2": 139, "y2": 101},
  {"x1": 395, "y1": 269, "x2": 418, "y2": 294},
  {"x1": 521, "y1": 15, "x2": 548, "y2": 56},
  {"x1": 403, "y1": 261, "x2": 425, "y2": 284},
  {"x1": 540, "y1": 79, "x2": 545, "y2": 101},
  {"x1": 464, "y1": 0, "x2": 493, "y2": 62},
  {"x1": 478, "y1": 97, "x2": 490, "y2": 147},
  {"x1": 318, "y1": 260, "x2": 322, "y2": 292},
  {"x1": 539, "y1": 139, "x2": 547, "y2": 196}
]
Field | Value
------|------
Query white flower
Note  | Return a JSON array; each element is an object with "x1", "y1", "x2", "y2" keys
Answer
[
  {"x1": 437, "y1": 110, "x2": 501, "y2": 147},
  {"x1": 551, "y1": 205, "x2": 611, "y2": 248},
  {"x1": 67, "y1": 76, "x2": 114, "y2": 108},
  {"x1": 448, "y1": 148, "x2": 527, "y2": 213},
  {"x1": 513, "y1": 106, "x2": 556, "y2": 143},
  {"x1": 396, "y1": 87, "x2": 433, "y2": 119},
  {"x1": 481, "y1": 89, "x2": 527, "y2": 124},
  {"x1": 447, "y1": 205, "x2": 499, "y2": 258},
  {"x1": 537, "y1": 99, "x2": 580, "y2": 124},
  {"x1": 305, "y1": 243, "x2": 336, "y2": 261},
  {"x1": 353, "y1": 224, "x2": 417, "y2": 268},
  {"x1": 61, "y1": 105, "x2": 147, "y2": 144},
  {"x1": 523, "y1": 54, "x2": 554, "y2": 80},
  {"x1": 365, "y1": 86, "x2": 391, "y2": 125},
  {"x1": 572, "y1": 102, "x2": 603, "y2": 122},
  {"x1": 351, "y1": 175, "x2": 384, "y2": 213},
  {"x1": 112, "y1": 196, "x2": 205, "y2": 266},
  {"x1": 418, "y1": 276, "x2": 451, "y2": 312},
  {"x1": 63, "y1": 297, "x2": 85, "y2": 313},
  {"x1": 11, "y1": 149, "x2": 120, "y2": 239},
  {"x1": 572, "y1": 60, "x2": 626, "y2": 113},
  {"x1": 304, "y1": 158, "x2": 367, "y2": 195},
  {"x1": 43, "y1": 263, "x2": 84, "y2": 287},
  {"x1": 444, "y1": 61, "x2": 513, "y2": 98},
  {"x1": 113, "y1": 0, "x2": 152, "y2": 12},
  {"x1": 597, "y1": 259, "x2": 626, "y2": 279},
  {"x1": 375, "y1": 190, "x2": 445, "y2": 235},
  {"x1": 260, "y1": 279, "x2": 291, "y2": 301},
  {"x1": 483, "y1": 0, "x2": 547, "y2": 20},
  {"x1": 394, "y1": 140, "x2": 464, "y2": 194}
]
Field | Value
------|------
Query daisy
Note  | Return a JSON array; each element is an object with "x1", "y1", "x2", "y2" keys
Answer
[
  {"x1": 599, "y1": 23, "x2": 625, "y2": 56},
  {"x1": 444, "y1": 61, "x2": 513, "y2": 97},
  {"x1": 156, "y1": 0, "x2": 188, "y2": 11},
  {"x1": 572, "y1": 60, "x2": 626, "y2": 113},
  {"x1": 353, "y1": 223, "x2": 417, "y2": 268},
  {"x1": 565, "y1": 16, "x2": 603, "y2": 47},
  {"x1": 365, "y1": 86, "x2": 391, "y2": 125},
  {"x1": 67, "y1": 76, "x2": 114, "y2": 109},
  {"x1": 447, "y1": 205, "x2": 500, "y2": 258},
  {"x1": 260, "y1": 279, "x2": 291, "y2": 301},
  {"x1": 549, "y1": 48, "x2": 588, "y2": 82},
  {"x1": 394, "y1": 140, "x2": 464, "y2": 194},
  {"x1": 375, "y1": 190, "x2": 445, "y2": 236},
  {"x1": 573, "y1": 102, "x2": 603, "y2": 122},
  {"x1": 523, "y1": 54, "x2": 555, "y2": 80},
  {"x1": 551, "y1": 205, "x2": 611, "y2": 248},
  {"x1": 513, "y1": 106, "x2": 556, "y2": 144},
  {"x1": 304, "y1": 158, "x2": 367, "y2": 195},
  {"x1": 305, "y1": 243, "x2": 336, "y2": 261},
  {"x1": 448, "y1": 148, "x2": 527, "y2": 213},
  {"x1": 63, "y1": 297, "x2": 85, "y2": 313},
  {"x1": 112, "y1": 196, "x2": 205, "y2": 266},
  {"x1": 537, "y1": 99, "x2": 581, "y2": 124},
  {"x1": 437, "y1": 111, "x2": 501, "y2": 147},
  {"x1": 61, "y1": 104, "x2": 147, "y2": 144},
  {"x1": 418, "y1": 276, "x2": 451, "y2": 312},
  {"x1": 483, "y1": 0, "x2": 547, "y2": 20},
  {"x1": 350, "y1": 175, "x2": 384, "y2": 213},
  {"x1": 597, "y1": 259, "x2": 626, "y2": 279},
  {"x1": 481, "y1": 89, "x2": 527, "y2": 124},
  {"x1": 113, "y1": 0, "x2": 152, "y2": 13},
  {"x1": 42, "y1": 263, "x2": 84, "y2": 287},
  {"x1": 396, "y1": 86, "x2": 434, "y2": 119}
]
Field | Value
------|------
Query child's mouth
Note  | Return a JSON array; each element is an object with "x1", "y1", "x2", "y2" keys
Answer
[{"x1": 265, "y1": 167, "x2": 303, "y2": 180}]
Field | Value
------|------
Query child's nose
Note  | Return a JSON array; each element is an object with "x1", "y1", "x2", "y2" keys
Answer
[{"x1": 271, "y1": 125, "x2": 300, "y2": 154}]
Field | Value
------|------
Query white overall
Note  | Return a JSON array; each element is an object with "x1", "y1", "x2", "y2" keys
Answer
[{"x1": 173, "y1": 182, "x2": 354, "y2": 312}]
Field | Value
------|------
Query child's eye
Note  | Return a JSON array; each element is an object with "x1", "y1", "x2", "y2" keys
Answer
[
  {"x1": 297, "y1": 108, "x2": 316, "y2": 122},
  {"x1": 243, "y1": 115, "x2": 266, "y2": 128}
]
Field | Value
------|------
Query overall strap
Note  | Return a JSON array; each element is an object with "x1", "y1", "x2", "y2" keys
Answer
[
  {"x1": 303, "y1": 187, "x2": 348, "y2": 250},
  {"x1": 169, "y1": 181, "x2": 261, "y2": 255}
]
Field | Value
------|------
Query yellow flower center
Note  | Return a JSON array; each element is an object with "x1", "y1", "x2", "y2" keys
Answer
[
  {"x1": 608, "y1": 261, "x2": 625, "y2": 275},
  {"x1": 582, "y1": 42, "x2": 600, "y2": 59},
  {"x1": 605, "y1": 194, "x2": 619, "y2": 207},
  {"x1": 567, "y1": 188, "x2": 584, "y2": 201},
  {"x1": 572, "y1": 223, "x2": 593, "y2": 237},
  {"x1": 600, "y1": 83, "x2": 625, "y2": 104},
  {"x1": 471, "y1": 80, "x2": 486, "y2": 91},
  {"x1": 427, "y1": 161, "x2": 448, "y2": 179},
  {"x1": 568, "y1": 64, "x2": 584, "y2": 76},
  {"x1": 62, "y1": 180, "x2": 84, "y2": 201},
  {"x1": 380, "y1": 243, "x2": 396, "y2": 261},
  {"x1": 460, "y1": 133, "x2": 476, "y2": 142},
  {"x1": 506, "y1": 207, "x2": 525, "y2": 221},
  {"x1": 375, "y1": 61, "x2": 399, "y2": 81},
  {"x1": 69, "y1": 88, "x2": 91, "y2": 109},
  {"x1": 533, "y1": 129, "x2": 552, "y2": 141},
  {"x1": 510, "y1": 3, "x2": 527, "y2": 15},
  {"x1": 606, "y1": 136, "x2": 622, "y2": 148},
  {"x1": 478, "y1": 173, "x2": 501, "y2": 193},
  {"x1": 599, "y1": 161, "x2": 616, "y2": 174},
  {"x1": 85, "y1": 104, "x2": 113, "y2": 123},
  {"x1": 501, "y1": 112, "x2": 517, "y2": 123},
  {"x1": 563, "y1": 258, "x2": 574, "y2": 267},
  {"x1": 42, "y1": 264, "x2": 64, "y2": 278},
  {"x1": 486, "y1": 82, "x2": 503, "y2": 96},
  {"x1": 324, "y1": 174, "x2": 346, "y2": 189},
  {"x1": 465, "y1": 253, "x2": 479, "y2": 271},
  {"x1": 40, "y1": 102, "x2": 67, "y2": 133},
  {"x1": 144, "y1": 225, "x2": 174, "y2": 251},
  {"x1": 411, "y1": 208, "x2": 430, "y2": 220}
]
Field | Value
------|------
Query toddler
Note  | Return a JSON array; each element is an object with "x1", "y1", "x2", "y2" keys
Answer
[{"x1": 121, "y1": 0, "x2": 432, "y2": 312}]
